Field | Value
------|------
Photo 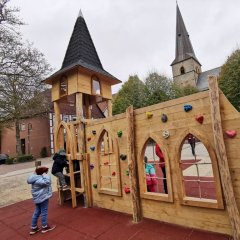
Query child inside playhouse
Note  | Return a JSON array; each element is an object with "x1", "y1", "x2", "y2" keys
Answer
[{"x1": 144, "y1": 156, "x2": 157, "y2": 192}]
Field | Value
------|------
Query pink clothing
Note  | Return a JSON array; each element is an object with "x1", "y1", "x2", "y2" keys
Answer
[{"x1": 155, "y1": 144, "x2": 165, "y2": 167}]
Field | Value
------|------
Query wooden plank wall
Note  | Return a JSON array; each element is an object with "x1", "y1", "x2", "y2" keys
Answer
[{"x1": 85, "y1": 90, "x2": 240, "y2": 236}]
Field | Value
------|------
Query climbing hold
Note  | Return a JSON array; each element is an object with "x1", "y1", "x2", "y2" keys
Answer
[
  {"x1": 195, "y1": 115, "x2": 204, "y2": 124},
  {"x1": 93, "y1": 184, "x2": 97, "y2": 189},
  {"x1": 125, "y1": 169, "x2": 129, "y2": 176},
  {"x1": 184, "y1": 105, "x2": 192, "y2": 112},
  {"x1": 162, "y1": 130, "x2": 170, "y2": 139},
  {"x1": 104, "y1": 161, "x2": 109, "y2": 165},
  {"x1": 124, "y1": 186, "x2": 130, "y2": 194},
  {"x1": 112, "y1": 171, "x2": 116, "y2": 176},
  {"x1": 120, "y1": 154, "x2": 127, "y2": 160},
  {"x1": 90, "y1": 146, "x2": 95, "y2": 151},
  {"x1": 90, "y1": 163, "x2": 94, "y2": 170},
  {"x1": 87, "y1": 137, "x2": 91, "y2": 141},
  {"x1": 117, "y1": 130, "x2": 123, "y2": 137},
  {"x1": 161, "y1": 114, "x2": 168, "y2": 123},
  {"x1": 146, "y1": 112, "x2": 153, "y2": 119},
  {"x1": 225, "y1": 130, "x2": 237, "y2": 138},
  {"x1": 92, "y1": 130, "x2": 96, "y2": 135}
]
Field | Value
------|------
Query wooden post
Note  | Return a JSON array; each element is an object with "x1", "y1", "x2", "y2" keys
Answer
[
  {"x1": 82, "y1": 153, "x2": 93, "y2": 207},
  {"x1": 76, "y1": 93, "x2": 85, "y2": 153},
  {"x1": 53, "y1": 101, "x2": 63, "y2": 151},
  {"x1": 107, "y1": 99, "x2": 112, "y2": 117},
  {"x1": 85, "y1": 94, "x2": 91, "y2": 119},
  {"x1": 208, "y1": 75, "x2": 240, "y2": 240},
  {"x1": 126, "y1": 106, "x2": 141, "y2": 222}
]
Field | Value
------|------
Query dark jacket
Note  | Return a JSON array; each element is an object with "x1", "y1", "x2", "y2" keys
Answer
[{"x1": 51, "y1": 153, "x2": 68, "y2": 175}]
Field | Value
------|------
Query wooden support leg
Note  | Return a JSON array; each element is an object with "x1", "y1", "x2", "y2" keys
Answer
[{"x1": 83, "y1": 154, "x2": 92, "y2": 207}]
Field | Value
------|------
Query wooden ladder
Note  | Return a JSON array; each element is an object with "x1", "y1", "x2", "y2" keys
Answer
[{"x1": 58, "y1": 153, "x2": 92, "y2": 208}]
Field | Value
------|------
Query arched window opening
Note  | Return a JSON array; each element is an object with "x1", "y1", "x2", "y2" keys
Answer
[
  {"x1": 92, "y1": 76, "x2": 101, "y2": 95},
  {"x1": 180, "y1": 66, "x2": 185, "y2": 75},
  {"x1": 60, "y1": 75, "x2": 67, "y2": 96},
  {"x1": 143, "y1": 138, "x2": 168, "y2": 195},
  {"x1": 180, "y1": 133, "x2": 217, "y2": 201},
  {"x1": 97, "y1": 130, "x2": 121, "y2": 195}
]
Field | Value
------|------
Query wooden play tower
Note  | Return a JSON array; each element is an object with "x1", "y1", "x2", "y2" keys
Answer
[{"x1": 44, "y1": 11, "x2": 240, "y2": 240}]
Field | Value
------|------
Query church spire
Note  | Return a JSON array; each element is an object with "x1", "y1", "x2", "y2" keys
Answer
[{"x1": 171, "y1": 4, "x2": 200, "y2": 66}]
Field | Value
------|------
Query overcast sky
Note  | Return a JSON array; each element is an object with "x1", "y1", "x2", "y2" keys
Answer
[{"x1": 10, "y1": 0, "x2": 240, "y2": 93}]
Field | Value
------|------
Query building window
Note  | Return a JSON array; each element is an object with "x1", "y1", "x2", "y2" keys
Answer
[
  {"x1": 20, "y1": 123, "x2": 26, "y2": 131},
  {"x1": 92, "y1": 76, "x2": 101, "y2": 95},
  {"x1": 60, "y1": 75, "x2": 67, "y2": 96},
  {"x1": 180, "y1": 66, "x2": 185, "y2": 75}
]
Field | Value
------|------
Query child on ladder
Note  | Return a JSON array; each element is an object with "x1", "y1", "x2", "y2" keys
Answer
[{"x1": 51, "y1": 148, "x2": 69, "y2": 190}]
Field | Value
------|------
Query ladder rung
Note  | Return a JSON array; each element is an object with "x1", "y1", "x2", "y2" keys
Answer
[{"x1": 75, "y1": 187, "x2": 84, "y2": 193}]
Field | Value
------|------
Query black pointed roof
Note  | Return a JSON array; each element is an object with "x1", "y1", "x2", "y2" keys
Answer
[
  {"x1": 46, "y1": 11, "x2": 120, "y2": 83},
  {"x1": 171, "y1": 4, "x2": 201, "y2": 66}
]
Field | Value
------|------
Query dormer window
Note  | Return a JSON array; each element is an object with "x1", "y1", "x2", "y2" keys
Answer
[
  {"x1": 60, "y1": 75, "x2": 67, "y2": 96},
  {"x1": 180, "y1": 66, "x2": 185, "y2": 75},
  {"x1": 92, "y1": 76, "x2": 101, "y2": 95}
]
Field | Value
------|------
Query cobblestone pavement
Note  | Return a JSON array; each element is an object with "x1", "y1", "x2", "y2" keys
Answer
[{"x1": 0, "y1": 157, "x2": 57, "y2": 208}]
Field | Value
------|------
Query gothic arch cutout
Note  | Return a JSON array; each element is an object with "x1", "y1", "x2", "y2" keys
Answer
[
  {"x1": 95, "y1": 126, "x2": 121, "y2": 196},
  {"x1": 55, "y1": 121, "x2": 73, "y2": 155},
  {"x1": 175, "y1": 128, "x2": 224, "y2": 209},
  {"x1": 138, "y1": 132, "x2": 173, "y2": 202}
]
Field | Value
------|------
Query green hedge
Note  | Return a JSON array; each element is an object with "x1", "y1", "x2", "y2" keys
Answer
[
  {"x1": 40, "y1": 147, "x2": 48, "y2": 158},
  {"x1": 5, "y1": 154, "x2": 34, "y2": 165}
]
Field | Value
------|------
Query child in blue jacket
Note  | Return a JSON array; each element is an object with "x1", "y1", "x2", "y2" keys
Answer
[{"x1": 27, "y1": 166, "x2": 56, "y2": 235}]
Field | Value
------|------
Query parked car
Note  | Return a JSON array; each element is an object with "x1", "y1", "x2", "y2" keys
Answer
[{"x1": 0, "y1": 154, "x2": 9, "y2": 164}]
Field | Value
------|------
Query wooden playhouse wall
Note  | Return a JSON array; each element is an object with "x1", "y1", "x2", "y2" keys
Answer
[{"x1": 85, "y1": 89, "x2": 240, "y2": 236}]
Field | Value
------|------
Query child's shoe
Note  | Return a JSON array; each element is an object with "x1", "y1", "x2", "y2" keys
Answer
[
  {"x1": 29, "y1": 226, "x2": 40, "y2": 235},
  {"x1": 41, "y1": 224, "x2": 56, "y2": 233}
]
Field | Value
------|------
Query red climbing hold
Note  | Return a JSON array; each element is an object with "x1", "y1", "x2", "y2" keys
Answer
[
  {"x1": 124, "y1": 186, "x2": 130, "y2": 194},
  {"x1": 225, "y1": 130, "x2": 237, "y2": 138},
  {"x1": 195, "y1": 115, "x2": 204, "y2": 124}
]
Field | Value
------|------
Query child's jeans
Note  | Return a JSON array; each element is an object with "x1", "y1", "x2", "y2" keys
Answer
[
  {"x1": 53, "y1": 172, "x2": 66, "y2": 186},
  {"x1": 31, "y1": 199, "x2": 49, "y2": 228}
]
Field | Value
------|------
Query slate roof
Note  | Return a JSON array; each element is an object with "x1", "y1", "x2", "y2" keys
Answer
[
  {"x1": 171, "y1": 4, "x2": 201, "y2": 66},
  {"x1": 47, "y1": 11, "x2": 120, "y2": 84},
  {"x1": 196, "y1": 67, "x2": 221, "y2": 91}
]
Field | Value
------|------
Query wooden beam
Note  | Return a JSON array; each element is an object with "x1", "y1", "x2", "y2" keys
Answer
[
  {"x1": 208, "y1": 75, "x2": 240, "y2": 240},
  {"x1": 107, "y1": 100, "x2": 112, "y2": 117},
  {"x1": 76, "y1": 93, "x2": 85, "y2": 153},
  {"x1": 53, "y1": 101, "x2": 63, "y2": 151},
  {"x1": 126, "y1": 106, "x2": 141, "y2": 222},
  {"x1": 82, "y1": 154, "x2": 93, "y2": 207},
  {"x1": 85, "y1": 94, "x2": 91, "y2": 119}
]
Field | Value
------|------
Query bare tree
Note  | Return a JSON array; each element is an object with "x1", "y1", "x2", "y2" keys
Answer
[
  {"x1": 0, "y1": 0, "x2": 52, "y2": 155},
  {"x1": 0, "y1": 0, "x2": 23, "y2": 26}
]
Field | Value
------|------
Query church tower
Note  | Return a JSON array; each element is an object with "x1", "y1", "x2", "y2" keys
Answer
[{"x1": 171, "y1": 4, "x2": 202, "y2": 87}]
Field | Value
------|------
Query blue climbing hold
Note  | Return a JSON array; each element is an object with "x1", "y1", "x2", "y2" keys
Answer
[
  {"x1": 90, "y1": 146, "x2": 95, "y2": 151},
  {"x1": 184, "y1": 105, "x2": 192, "y2": 112}
]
